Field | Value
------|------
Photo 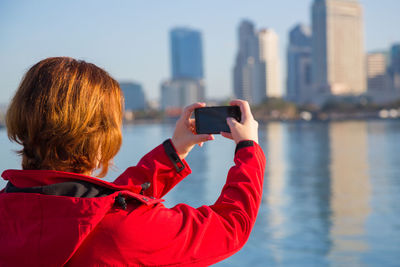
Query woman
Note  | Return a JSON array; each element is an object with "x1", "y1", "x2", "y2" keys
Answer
[{"x1": 0, "y1": 57, "x2": 265, "y2": 266}]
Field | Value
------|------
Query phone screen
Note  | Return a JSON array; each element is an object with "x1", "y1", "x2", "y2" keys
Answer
[{"x1": 195, "y1": 106, "x2": 241, "y2": 134}]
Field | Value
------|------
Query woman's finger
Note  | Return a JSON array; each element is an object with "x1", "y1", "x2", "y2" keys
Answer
[
  {"x1": 230, "y1": 99, "x2": 252, "y2": 122},
  {"x1": 182, "y1": 102, "x2": 206, "y2": 121}
]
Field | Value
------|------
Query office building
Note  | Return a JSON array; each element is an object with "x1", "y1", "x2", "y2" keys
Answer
[
  {"x1": 161, "y1": 79, "x2": 205, "y2": 110},
  {"x1": 389, "y1": 44, "x2": 400, "y2": 93},
  {"x1": 120, "y1": 82, "x2": 146, "y2": 111},
  {"x1": 259, "y1": 28, "x2": 282, "y2": 99},
  {"x1": 287, "y1": 24, "x2": 312, "y2": 104},
  {"x1": 367, "y1": 52, "x2": 388, "y2": 93},
  {"x1": 312, "y1": 0, "x2": 366, "y2": 99},
  {"x1": 170, "y1": 27, "x2": 204, "y2": 80},
  {"x1": 233, "y1": 20, "x2": 282, "y2": 105},
  {"x1": 233, "y1": 20, "x2": 260, "y2": 104},
  {"x1": 161, "y1": 27, "x2": 205, "y2": 111}
]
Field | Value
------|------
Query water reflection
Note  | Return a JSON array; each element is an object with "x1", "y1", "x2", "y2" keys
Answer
[
  {"x1": 328, "y1": 122, "x2": 371, "y2": 266},
  {"x1": 223, "y1": 121, "x2": 377, "y2": 266},
  {"x1": 366, "y1": 121, "x2": 400, "y2": 266},
  {"x1": 264, "y1": 123, "x2": 287, "y2": 263},
  {"x1": 283, "y1": 122, "x2": 332, "y2": 265}
]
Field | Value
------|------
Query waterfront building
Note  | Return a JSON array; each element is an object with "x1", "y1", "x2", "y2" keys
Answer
[
  {"x1": 161, "y1": 80, "x2": 180, "y2": 110},
  {"x1": 170, "y1": 27, "x2": 204, "y2": 80},
  {"x1": 311, "y1": 0, "x2": 366, "y2": 101},
  {"x1": 287, "y1": 24, "x2": 312, "y2": 104},
  {"x1": 119, "y1": 82, "x2": 146, "y2": 111},
  {"x1": 162, "y1": 27, "x2": 205, "y2": 111},
  {"x1": 388, "y1": 44, "x2": 400, "y2": 93},
  {"x1": 233, "y1": 20, "x2": 282, "y2": 105},
  {"x1": 259, "y1": 28, "x2": 282, "y2": 99},
  {"x1": 161, "y1": 79, "x2": 205, "y2": 110},
  {"x1": 233, "y1": 20, "x2": 261, "y2": 104},
  {"x1": 366, "y1": 52, "x2": 389, "y2": 94}
]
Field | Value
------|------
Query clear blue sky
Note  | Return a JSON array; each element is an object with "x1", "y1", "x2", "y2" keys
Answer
[{"x1": 1, "y1": 0, "x2": 399, "y2": 104}]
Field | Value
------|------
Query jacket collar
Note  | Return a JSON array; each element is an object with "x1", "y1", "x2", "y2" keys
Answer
[{"x1": 1, "y1": 169, "x2": 143, "y2": 194}]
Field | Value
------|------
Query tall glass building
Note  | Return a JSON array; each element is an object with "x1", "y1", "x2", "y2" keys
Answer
[
  {"x1": 389, "y1": 44, "x2": 400, "y2": 92},
  {"x1": 259, "y1": 28, "x2": 282, "y2": 99},
  {"x1": 287, "y1": 24, "x2": 312, "y2": 104},
  {"x1": 119, "y1": 82, "x2": 146, "y2": 111},
  {"x1": 233, "y1": 20, "x2": 260, "y2": 103},
  {"x1": 312, "y1": 0, "x2": 365, "y2": 98},
  {"x1": 233, "y1": 20, "x2": 282, "y2": 105},
  {"x1": 170, "y1": 27, "x2": 204, "y2": 80},
  {"x1": 161, "y1": 27, "x2": 205, "y2": 111}
]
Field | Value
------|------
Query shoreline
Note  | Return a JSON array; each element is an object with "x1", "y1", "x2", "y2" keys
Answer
[
  {"x1": 123, "y1": 116, "x2": 399, "y2": 126},
  {"x1": 1, "y1": 113, "x2": 398, "y2": 129}
]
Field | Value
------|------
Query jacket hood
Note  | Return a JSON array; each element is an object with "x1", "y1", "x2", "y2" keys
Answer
[
  {"x1": 0, "y1": 169, "x2": 161, "y2": 266},
  {"x1": 1, "y1": 169, "x2": 143, "y2": 192}
]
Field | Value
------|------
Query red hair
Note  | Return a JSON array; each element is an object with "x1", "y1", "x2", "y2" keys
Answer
[{"x1": 6, "y1": 57, "x2": 124, "y2": 177}]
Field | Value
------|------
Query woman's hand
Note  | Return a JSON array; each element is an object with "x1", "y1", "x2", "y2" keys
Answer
[
  {"x1": 171, "y1": 103, "x2": 214, "y2": 159},
  {"x1": 221, "y1": 100, "x2": 259, "y2": 144}
]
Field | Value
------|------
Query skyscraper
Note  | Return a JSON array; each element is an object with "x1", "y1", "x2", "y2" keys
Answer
[
  {"x1": 161, "y1": 79, "x2": 205, "y2": 110},
  {"x1": 312, "y1": 0, "x2": 365, "y2": 99},
  {"x1": 233, "y1": 20, "x2": 260, "y2": 104},
  {"x1": 367, "y1": 52, "x2": 388, "y2": 93},
  {"x1": 259, "y1": 28, "x2": 282, "y2": 99},
  {"x1": 161, "y1": 27, "x2": 205, "y2": 111},
  {"x1": 233, "y1": 21, "x2": 282, "y2": 105},
  {"x1": 366, "y1": 52, "x2": 392, "y2": 103},
  {"x1": 170, "y1": 27, "x2": 204, "y2": 80},
  {"x1": 389, "y1": 43, "x2": 400, "y2": 93},
  {"x1": 120, "y1": 82, "x2": 147, "y2": 111},
  {"x1": 287, "y1": 24, "x2": 312, "y2": 104}
]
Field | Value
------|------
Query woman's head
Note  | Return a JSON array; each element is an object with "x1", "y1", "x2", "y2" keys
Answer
[{"x1": 6, "y1": 57, "x2": 123, "y2": 177}]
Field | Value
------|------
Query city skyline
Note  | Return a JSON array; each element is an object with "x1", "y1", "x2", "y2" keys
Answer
[{"x1": 1, "y1": 0, "x2": 399, "y2": 104}]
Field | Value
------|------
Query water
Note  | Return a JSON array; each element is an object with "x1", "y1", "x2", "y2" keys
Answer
[{"x1": 1, "y1": 121, "x2": 400, "y2": 266}]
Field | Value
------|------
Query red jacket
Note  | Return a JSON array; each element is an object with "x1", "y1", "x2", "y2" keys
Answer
[{"x1": 0, "y1": 140, "x2": 265, "y2": 266}]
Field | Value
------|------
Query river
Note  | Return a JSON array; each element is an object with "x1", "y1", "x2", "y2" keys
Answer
[{"x1": 1, "y1": 120, "x2": 399, "y2": 266}]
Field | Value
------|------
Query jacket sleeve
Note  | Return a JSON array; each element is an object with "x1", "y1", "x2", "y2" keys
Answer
[
  {"x1": 126, "y1": 141, "x2": 266, "y2": 266},
  {"x1": 113, "y1": 139, "x2": 191, "y2": 199}
]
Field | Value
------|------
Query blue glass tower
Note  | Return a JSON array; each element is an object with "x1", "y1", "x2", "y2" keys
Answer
[
  {"x1": 287, "y1": 24, "x2": 312, "y2": 104},
  {"x1": 170, "y1": 27, "x2": 204, "y2": 80},
  {"x1": 390, "y1": 44, "x2": 400, "y2": 74},
  {"x1": 119, "y1": 82, "x2": 146, "y2": 111},
  {"x1": 389, "y1": 43, "x2": 400, "y2": 92}
]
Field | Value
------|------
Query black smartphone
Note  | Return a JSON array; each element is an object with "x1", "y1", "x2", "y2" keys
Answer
[{"x1": 194, "y1": 106, "x2": 241, "y2": 134}]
